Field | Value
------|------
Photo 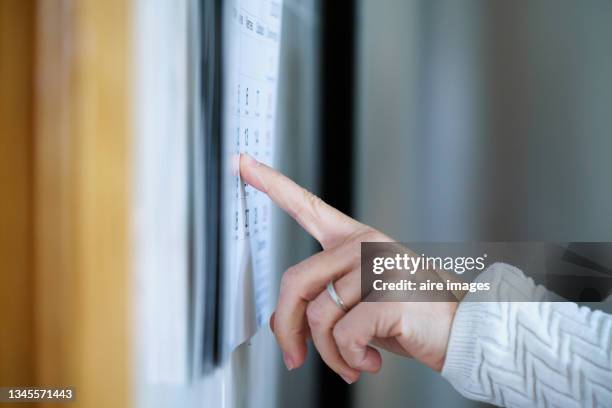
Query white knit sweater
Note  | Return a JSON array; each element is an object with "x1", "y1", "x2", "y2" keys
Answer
[{"x1": 442, "y1": 263, "x2": 612, "y2": 408}]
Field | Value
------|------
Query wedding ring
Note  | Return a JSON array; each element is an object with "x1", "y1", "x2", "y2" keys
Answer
[{"x1": 326, "y1": 281, "x2": 348, "y2": 312}]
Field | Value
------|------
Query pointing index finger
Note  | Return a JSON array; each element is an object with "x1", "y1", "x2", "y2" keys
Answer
[{"x1": 240, "y1": 154, "x2": 362, "y2": 249}]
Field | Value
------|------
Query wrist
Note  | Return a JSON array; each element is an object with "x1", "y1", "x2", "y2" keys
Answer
[{"x1": 426, "y1": 300, "x2": 459, "y2": 373}]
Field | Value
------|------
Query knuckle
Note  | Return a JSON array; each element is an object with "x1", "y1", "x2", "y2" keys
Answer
[
  {"x1": 358, "y1": 229, "x2": 385, "y2": 243},
  {"x1": 306, "y1": 298, "x2": 326, "y2": 329},
  {"x1": 285, "y1": 324, "x2": 308, "y2": 340},
  {"x1": 332, "y1": 322, "x2": 351, "y2": 348},
  {"x1": 340, "y1": 229, "x2": 380, "y2": 260},
  {"x1": 293, "y1": 188, "x2": 320, "y2": 222},
  {"x1": 301, "y1": 188, "x2": 333, "y2": 243},
  {"x1": 302, "y1": 188, "x2": 323, "y2": 209},
  {"x1": 347, "y1": 241, "x2": 362, "y2": 263},
  {"x1": 280, "y1": 266, "x2": 301, "y2": 294}
]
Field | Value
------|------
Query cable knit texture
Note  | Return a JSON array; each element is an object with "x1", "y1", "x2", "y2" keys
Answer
[{"x1": 442, "y1": 263, "x2": 612, "y2": 408}]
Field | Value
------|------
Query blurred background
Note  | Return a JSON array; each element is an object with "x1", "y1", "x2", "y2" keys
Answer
[{"x1": 1, "y1": 0, "x2": 612, "y2": 407}]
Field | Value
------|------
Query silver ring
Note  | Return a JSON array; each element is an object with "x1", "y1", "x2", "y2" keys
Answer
[{"x1": 326, "y1": 281, "x2": 348, "y2": 312}]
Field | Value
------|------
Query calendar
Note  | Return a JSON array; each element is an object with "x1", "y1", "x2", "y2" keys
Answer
[{"x1": 220, "y1": 0, "x2": 282, "y2": 355}]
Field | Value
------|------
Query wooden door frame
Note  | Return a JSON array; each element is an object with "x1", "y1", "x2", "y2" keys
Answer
[
  {"x1": 0, "y1": 0, "x2": 36, "y2": 390},
  {"x1": 34, "y1": 1, "x2": 131, "y2": 407}
]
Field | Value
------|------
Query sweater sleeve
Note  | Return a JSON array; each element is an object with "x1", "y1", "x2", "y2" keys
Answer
[{"x1": 442, "y1": 262, "x2": 612, "y2": 408}]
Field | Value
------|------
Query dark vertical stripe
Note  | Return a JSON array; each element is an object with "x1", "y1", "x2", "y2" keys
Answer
[
  {"x1": 318, "y1": 0, "x2": 356, "y2": 407},
  {"x1": 201, "y1": 0, "x2": 223, "y2": 370},
  {"x1": 212, "y1": 0, "x2": 223, "y2": 367}
]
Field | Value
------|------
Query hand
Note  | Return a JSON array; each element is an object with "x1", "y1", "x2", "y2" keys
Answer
[{"x1": 240, "y1": 154, "x2": 458, "y2": 384}]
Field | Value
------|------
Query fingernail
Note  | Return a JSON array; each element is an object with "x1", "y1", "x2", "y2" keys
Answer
[
  {"x1": 242, "y1": 154, "x2": 259, "y2": 167},
  {"x1": 340, "y1": 374, "x2": 355, "y2": 384},
  {"x1": 283, "y1": 352, "x2": 295, "y2": 370},
  {"x1": 269, "y1": 312, "x2": 276, "y2": 334},
  {"x1": 241, "y1": 154, "x2": 267, "y2": 192}
]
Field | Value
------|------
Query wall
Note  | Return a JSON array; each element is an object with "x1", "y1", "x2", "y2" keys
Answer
[{"x1": 355, "y1": 0, "x2": 612, "y2": 407}]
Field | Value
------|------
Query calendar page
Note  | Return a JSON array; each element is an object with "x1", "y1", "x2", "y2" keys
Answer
[{"x1": 220, "y1": 0, "x2": 282, "y2": 356}]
